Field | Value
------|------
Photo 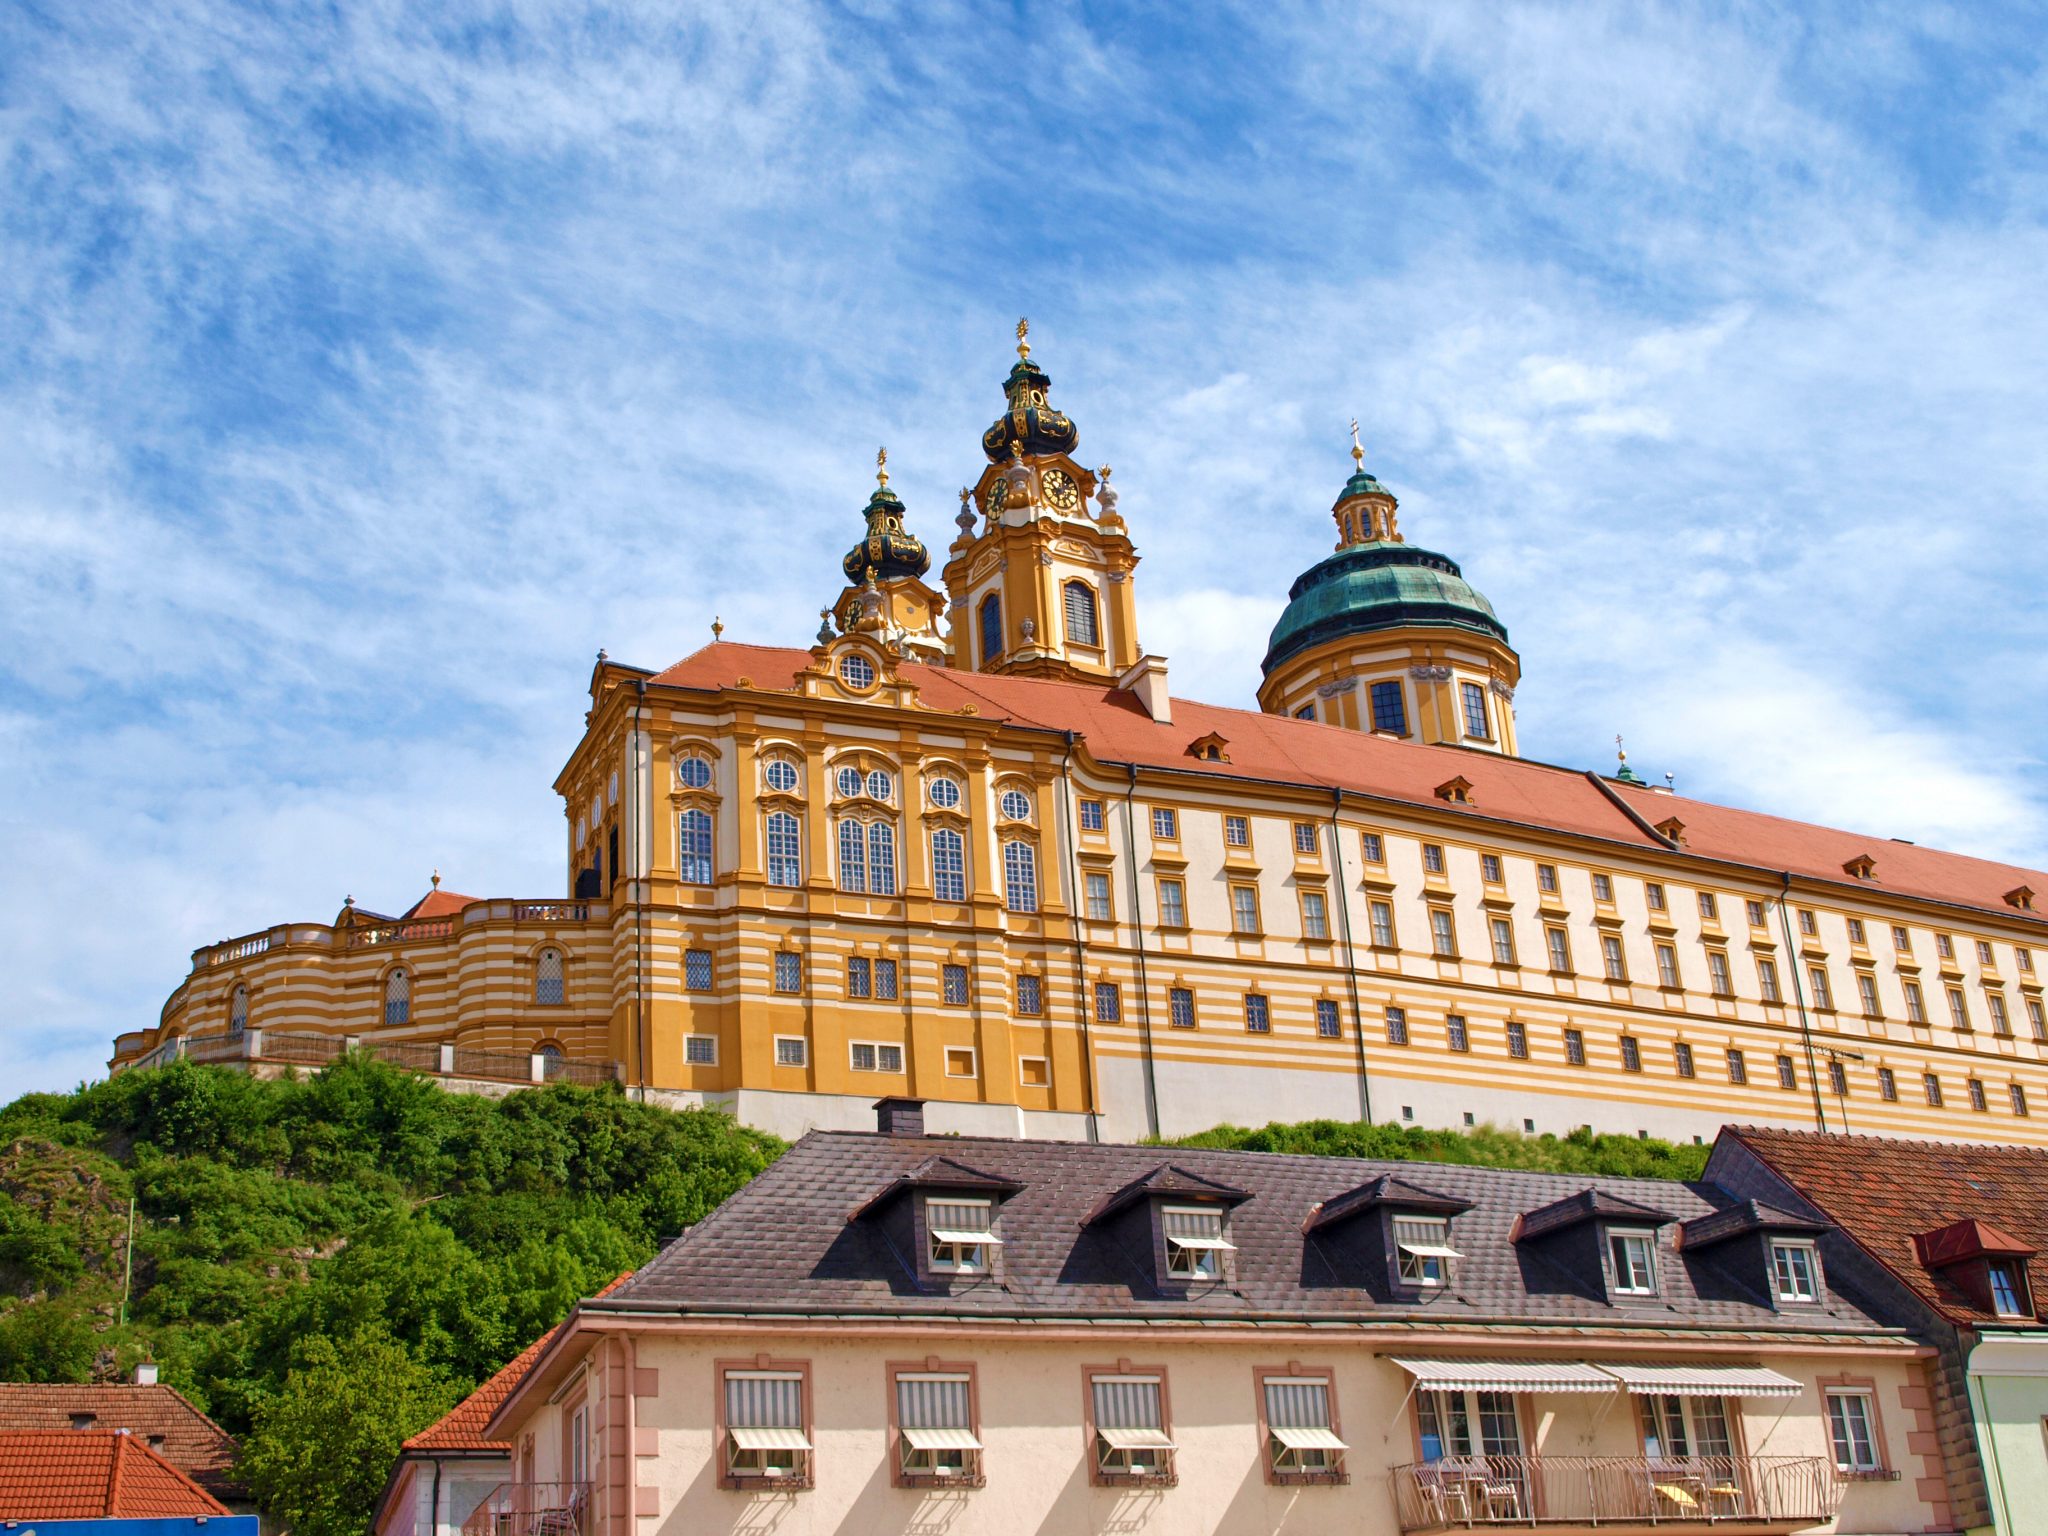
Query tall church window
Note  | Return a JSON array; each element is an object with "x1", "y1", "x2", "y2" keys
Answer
[
  {"x1": 1461, "y1": 682, "x2": 1491, "y2": 740},
  {"x1": 838, "y1": 819, "x2": 868, "y2": 893},
  {"x1": 1370, "y1": 681, "x2": 1407, "y2": 734},
  {"x1": 932, "y1": 828, "x2": 966, "y2": 903},
  {"x1": 535, "y1": 947, "x2": 564, "y2": 1005},
  {"x1": 1003, "y1": 840, "x2": 1039, "y2": 914},
  {"x1": 1063, "y1": 581, "x2": 1100, "y2": 647},
  {"x1": 868, "y1": 822, "x2": 898, "y2": 897},
  {"x1": 979, "y1": 594, "x2": 1003, "y2": 666},
  {"x1": 765, "y1": 812, "x2": 802, "y2": 887},
  {"x1": 678, "y1": 808, "x2": 714, "y2": 885},
  {"x1": 229, "y1": 984, "x2": 249, "y2": 1033},
  {"x1": 385, "y1": 969, "x2": 411, "y2": 1026}
]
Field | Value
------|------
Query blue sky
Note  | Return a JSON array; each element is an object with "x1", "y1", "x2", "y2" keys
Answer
[{"x1": 4, "y1": 2, "x2": 2046, "y2": 1095}]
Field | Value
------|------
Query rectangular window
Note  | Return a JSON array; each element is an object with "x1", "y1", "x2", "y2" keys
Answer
[
  {"x1": 2029, "y1": 998, "x2": 2046, "y2": 1041},
  {"x1": 1079, "y1": 799, "x2": 1105, "y2": 832},
  {"x1": 1360, "y1": 831, "x2": 1384, "y2": 862},
  {"x1": 894, "y1": 1370, "x2": 980, "y2": 1485},
  {"x1": 1825, "y1": 1391, "x2": 1881, "y2": 1473},
  {"x1": 1904, "y1": 979, "x2": 1927, "y2": 1023},
  {"x1": 1857, "y1": 971, "x2": 1881, "y2": 1016},
  {"x1": 685, "y1": 948, "x2": 714, "y2": 991},
  {"x1": 1924, "y1": 1073, "x2": 1944, "y2": 1108},
  {"x1": 1893, "y1": 924, "x2": 1911, "y2": 951},
  {"x1": 1002, "y1": 840, "x2": 1038, "y2": 913},
  {"x1": 1090, "y1": 1373, "x2": 1173, "y2": 1481},
  {"x1": 1084, "y1": 871, "x2": 1113, "y2": 922},
  {"x1": 1674, "y1": 1041, "x2": 1695, "y2": 1078},
  {"x1": 1937, "y1": 932, "x2": 1954, "y2": 959},
  {"x1": 1163, "y1": 1207, "x2": 1230, "y2": 1280},
  {"x1": 1094, "y1": 982, "x2": 1122, "y2": 1023},
  {"x1": 1979, "y1": 940, "x2": 1995, "y2": 965},
  {"x1": 1645, "y1": 881, "x2": 1666, "y2": 911},
  {"x1": 723, "y1": 1369, "x2": 809, "y2": 1485},
  {"x1": 1231, "y1": 885, "x2": 1262, "y2": 934},
  {"x1": 848, "y1": 957, "x2": 872, "y2": 999},
  {"x1": 1809, "y1": 965, "x2": 1835, "y2": 1012},
  {"x1": 774, "y1": 1036, "x2": 807, "y2": 1067},
  {"x1": 1018, "y1": 1056, "x2": 1049, "y2": 1087},
  {"x1": 1430, "y1": 909, "x2": 1457, "y2": 958},
  {"x1": 1225, "y1": 815, "x2": 1250, "y2": 847},
  {"x1": 1620, "y1": 1035, "x2": 1641, "y2": 1072},
  {"x1": 1799, "y1": 909, "x2": 1818, "y2": 937},
  {"x1": 1370, "y1": 900, "x2": 1397, "y2": 947},
  {"x1": 1446, "y1": 1013, "x2": 1469, "y2": 1051},
  {"x1": 1727, "y1": 1048, "x2": 1748, "y2": 1085},
  {"x1": 774, "y1": 952, "x2": 803, "y2": 994},
  {"x1": 1386, "y1": 1007, "x2": 1409, "y2": 1046},
  {"x1": 875, "y1": 959, "x2": 898, "y2": 1000},
  {"x1": 1592, "y1": 873, "x2": 1614, "y2": 902},
  {"x1": 1244, "y1": 994, "x2": 1271, "y2": 1033},
  {"x1": 1546, "y1": 926, "x2": 1572, "y2": 972},
  {"x1": 1989, "y1": 1261, "x2": 2027, "y2": 1316},
  {"x1": 1316, "y1": 999, "x2": 1341, "y2": 1038},
  {"x1": 1158, "y1": 878, "x2": 1187, "y2": 928},
  {"x1": 1460, "y1": 681, "x2": 1490, "y2": 739},
  {"x1": 1948, "y1": 986, "x2": 1971, "y2": 1031},
  {"x1": 2013, "y1": 1084, "x2": 2030, "y2": 1117},
  {"x1": 931, "y1": 828, "x2": 966, "y2": 903},
  {"x1": 1537, "y1": 863, "x2": 1559, "y2": 895},
  {"x1": 1990, "y1": 993, "x2": 2012, "y2": 1035},
  {"x1": 1878, "y1": 1067, "x2": 1897, "y2": 1101},
  {"x1": 1772, "y1": 1241, "x2": 1819, "y2": 1302},
  {"x1": 1747, "y1": 899, "x2": 1767, "y2": 927},
  {"x1": 1301, "y1": 890, "x2": 1330, "y2": 940},
  {"x1": 765, "y1": 812, "x2": 803, "y2": 887},
  {"x1": 1262, "y1": 1375, "x2": 1344, "y2": 1481},
  {"x1": 1394, "y1": 1216, "x2": 1456, "y2": 1287},
  {"x1": 1777, "y1": 1054, "x2": 1797, "y2": 1090},
  {"x1": 1608, "y1": 1231, "x2": 1656, "y2": 1295},
  {"x1": 2019, "y1": 948, "x2": 2035, "y2": 973},
  {"x1": 1170, "y1": 987, "x2": 1196, "y2": 1029},
  {"x1": 1969, "y1": 1078, "x2": 1988, "y2": 1112},
  {"x1": 1423, "y1": 843, "x2": 1446, "y2": 875},
  {"x1": 1656, "y1": 943, "x2": 1681, "y2": 988},
  {"x1": 1564, "y1": 1028, "x2": 1586, "y2": 1066},
  {"x1": 1370, "y1": 679, "x2": 1408, "y2": 734},
  {"x1": 850, "y1": 1042, "x2": 904, "y2": 1073},
  {"x1": 1829, "y1": 1059, "x2": 1848, "y2": 1097},
  {"x1": 1847, "y1": 917, "x2": 1866, "y2": 946},
  {"x1": 1293, "y1": 703, "x2": 1315, "y2": 721},
  {"x1": 676, "y1": 813, "x2": 712, "y2": 888},
  {"x1": 1758, "y1": 956, "x2": 1782, "y2": 1002},
  {"x1": 1481, "y1": 853, "x2": 1503, "y2": 883},
  {"x1": 685, "y1": 1035, "x2": 717, "y2": 1066},
  {"x1": 1490, "y1": 918, "x2": 1516, "y2": 965},
  {"x1": 1293, "y1": 822, "x2": 1319, "y2": 856},
  {"x1": 926, "y1": 1198, "x2": 994, "y2": 1271},
  {"x1": 1707, "y1": 951, "x2": 1732, "y2": 996},
  {"x1": 1151, "y1": 807, "x2": 1178, "y2": 839},
  {"x1": 1506, "y1": 1020, "x2": 1528, "y2": 1059},
  {"x1": 1601, "y1": 934, "x2": 1628, "y2": 981},
  {"x1": 1699, "y1": 892, "x2": 1719, "y2": 921},
  {"x1": 1016, "y1": 973, "x2": 1043, "y2": 1017},
  {"x1": 943, "y1": 963, "x2": 970, "y2": 1005}
]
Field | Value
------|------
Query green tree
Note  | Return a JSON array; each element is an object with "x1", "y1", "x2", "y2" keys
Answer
[
  {"x1": 242, "y1": 1328, "x2": 460, "y2": 1536},
  {"x1": 0, "y1": 1299, "x2": 96, "y2": 1382}
]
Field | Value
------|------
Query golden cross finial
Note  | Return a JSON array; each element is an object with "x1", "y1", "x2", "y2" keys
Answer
[
  {"x1": 875, "y1": 446, "x2": 889, "y2": 487},
  {"x1": 1016, "y1": 316, "x2": 1030, "y2": 359},
  {"x1": 1349, "y1": 417, "x2": 1364, "y2": 467},
  {"x1": 1615, "y1": 733, "x2": 1627, "y2": 764},
  {"x1": 711, "y1": 615, "x2": 725, "y2": 640}
]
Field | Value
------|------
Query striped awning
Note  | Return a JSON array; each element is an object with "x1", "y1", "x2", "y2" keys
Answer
[
  {"x1": 1271, "y1": 1425, "x2": 1348, "y2": 1451},
  {"x1": 1390, "y1": 1358, "x2": 1619, "y2": 1394},
  {"x1": 928, "y1": 1228, "x2": 1005, "y2": 1245},
  {"x1": 1602, "y1": 1364, "x2": 1803, "y2": 1399},
  {"x1": 900, "y1": 1426, "x2": 982, "y2": 1451},
  {"x1": 729, "y1": 1426, "x2": 812, "y2": 1451},
  {"x1": 1097, "y1": 1426, "x2": 1175, "y2": 1450},
  {"x1": 1163, "y1": 1233, "x2": 1235, "y2": 1250},
  {"x1": 1396, "y1": 1243, "x2": 1465, "y2": 1260}
]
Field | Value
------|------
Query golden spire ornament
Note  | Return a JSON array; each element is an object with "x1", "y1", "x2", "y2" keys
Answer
[
  {"x1": 1349, "y1": 417, "x2": 1365, "y2": 468},
  {"x1": 711, "y1": 615, "x2": 725, "y2": 640},
  {"x1": 875, "y1": 446, "x2": 889, "y2": 488},
  {"x1": 1016, "y1": 316, "x2": 1030, "y2": 360}
]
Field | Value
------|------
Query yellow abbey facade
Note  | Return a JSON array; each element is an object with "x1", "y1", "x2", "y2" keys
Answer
[{"x1": 121, "y1": 328, "x2": 2048, "y2": 1148}]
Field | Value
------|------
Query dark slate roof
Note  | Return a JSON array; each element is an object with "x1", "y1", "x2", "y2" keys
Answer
[
  {"x1": 1517, "y1": 1188, "x2": 1680, "y2": 1243},
  {"x1": 1083, "y1": 1162, "x2": 1252, "y2": 1225},
  {"x1": 1306, "y1": 1173, "x2": 1475, "y2": 1232},
  {"x1": 848, "y1": 1156, "x2": 1024, "y2": 1222},
  {"x1": 1680, "y1": 1200, "x2": 1828, "y2": 1252},
  {"x1": 594, "y1": 1132, "x2": 1896, "y2": 1335}
]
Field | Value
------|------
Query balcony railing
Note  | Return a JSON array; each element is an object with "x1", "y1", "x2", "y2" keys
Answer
[
  {"x1": 1390, "y1": 1455, "x2": 1839, "y2": 1530},
  {"x1": 188, "y1": 902, "x2": 607, "y2": 971},
  {"x1": 460, "y1": 1483, "x2": 590, "y2": 1536}
]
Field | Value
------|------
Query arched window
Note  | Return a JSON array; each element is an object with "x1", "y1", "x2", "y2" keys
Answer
[
  {"x1": 537, "y1": 1042, "x2": 565, "y2": 1061},
  {"x1": 765, "y1": 812, "x2": 802, "y2": 887},
  {"x1": 678, "y1": 808, "x2": 714, "y2": 885},
  {"x1": 868, "y1": 822, "x2": 897, "y2": 897},
  {"x1": 931, "y1": 828, "x2": 966, "y2": 903},
  {"x1": 1003, "y1": 840, "x2": 1039, "y2": 914},
  {"x1": 535, "y1": 948, "x2": 564, "y2": 1006},
  {"x1": 229, "y1": 984, "x2": 249, "y2": 1034},
  {"x1": 979, "y1": 594, "x2": 1003, "y2": 666},
  {"x1": 1063, "y1": 581, "x2": 1099, "y2": 647},
  {"x1": 838, "y1": 818, "x2": 868, "y2": 893},
  {"x1": 385, "y1": 969, "x2": 411, "y2": 1026}
]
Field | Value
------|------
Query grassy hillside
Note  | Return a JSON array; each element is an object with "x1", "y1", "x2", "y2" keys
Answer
[
  {"x1": 0, "y1": 1058, "x2": 783, "y2": 1536},
  {"x1": 1164, "y1": 1117, "x2": 1710, "y2": 1180}
]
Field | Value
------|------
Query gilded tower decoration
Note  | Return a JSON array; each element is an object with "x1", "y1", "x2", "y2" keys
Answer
[{"x1": 828, "y1": 448, "x2": 948, "y2": 664}]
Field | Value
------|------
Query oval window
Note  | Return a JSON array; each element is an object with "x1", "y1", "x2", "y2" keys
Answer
[
  {"x1": 839, "y1": 654, "x2": 875, "y2": 690},
  {"x1": 764, "y1": 760, "x2": 799, "y2": 793},
  {"x1": 865, "y1": 769, "x2": 892, "y2": 801},
  {"x1": 1000, "y1": 789, "x2": 1032, "y2": 822},
  {"x1": 929, "y1": 777, "x2": 962, "y2": 810},
  {"x1": 836, "y1": 766, "x2": 864, "y2": 798},
  {"x1": 676, "y1": 755, "x2": 712, "y2": 789}
]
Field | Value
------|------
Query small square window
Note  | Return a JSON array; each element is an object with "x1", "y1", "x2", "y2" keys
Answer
[
  {"x1": 1423, "y1": 843, "x2": 1445, "y2": 875},
  {"x1": 1169, "y1": 987, "x2": 1196, "y2": 1028},
  {"x1": 1079, "y1": 799, "x2": 1106, "y2": 832},
  {"x1": 1536, "y1": 863, "x2": 1559, "y2": 894},
  {"x1": 1481, "y1": 853, "x2": 1503, "y2": 883},
  {"x1": 944, "y1": 1047, "x2": 977, "y2": 1078},
  {"x1": 1151, "y1": 807, "x2": 1178, "y2": 839},
  {"x1": 1446, "y1": 1013, "x2": 1469, "y2": 1052},
  {"x1": 1315, "y1": 999, "x2": 1340, "y2": 1038},
  {"x1": 773, "y1": 952, "x2": 803, "y2": 994},
  {"x1": 1608, "y1": 1231, "x2": 1657, "y2": 1295},
  {"x1": 1018, "y1": 1056, "x2": 1049, "y2": 1087},
  {"x1": 1225, "y1": 815, "x2": 1250, "y2": 847},
  {"x1": 1016, "y1": 973, "x2": 1044, "y2": 1016},
  {"x1": 685, "y1": 948, "x2": 714, "y2": 991},
  {"x1": 927, "y1": 1197, "x2": 995, "y2": 1272},
  {"x1": 1505, "y1": 1020, "x2": 1528, "y2": 1059},
  {"x1": 1394, "y1": 1215, "x2": 1457, "y2": 1286},
  {"x1": 1164, "y1": 1206, "x2": 1231, "y2": 1280},
  {"x1": 1564, "y1": 1028, "x2": 1586, "y2": 1066},
  {"x1": 1293, "y1": 823, "x2": 1319, "y2": 856},
  {"x1": 1360, "y1": 831, "x2": 1383, "y2": 862},
  {"x1": 1244, "y1": 994, "x2": 1271, "y2": 1033},
  {"x1": 943, "y1": 963, "x2": 970, "y2": 1005},
  {"x1": 685, "y1": 1035, "x2": 717, "y2": 1066},
  {"x1": 774, "y1": 1036, "x2": 807, "y2": 1067},
  {"x1": 1386, "y1": 1007, "x2": 1409, "y2": 1046}
]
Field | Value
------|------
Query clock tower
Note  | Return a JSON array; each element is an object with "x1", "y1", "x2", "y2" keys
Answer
[{"x1": 941, "y1": 322, "x2": 1142, "y2": 684}]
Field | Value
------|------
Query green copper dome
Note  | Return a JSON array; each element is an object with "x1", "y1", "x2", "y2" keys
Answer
[{"x1": 1261, "y1": 541, "x2": 1508, "y2": 677}]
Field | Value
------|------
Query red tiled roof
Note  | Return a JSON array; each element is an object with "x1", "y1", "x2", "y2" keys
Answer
[
  {"x1": 0, "y1": 1429, "x2": 229, "y2": 1519},
  {"x1": 645, "y1": 643, "x2": 2048, "y2": 924},
  {"x1": 401, "y1": 886, "x2": 480, "y2": 920},
  {"x1": 0, "y1": 1384, "x2": 239, "y2": 1498},
  {"x1": 1728, "y1": 1126, "x2": 2048, "y2": 1326},
  {"x1": 404, "y1": 1273, "x2": 635, "y2": 1453}
]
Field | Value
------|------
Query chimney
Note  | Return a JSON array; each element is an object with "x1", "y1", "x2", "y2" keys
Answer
[
  {"x1": 874, "y1": 1097, "x2": 926, "y2": 1137},
  {"x1": 134, "y1": 1362, "x2": 159, "y2": 1386},
  {"x1": 1114, "y1": 655, "x2": 1172, "y2": 725}
]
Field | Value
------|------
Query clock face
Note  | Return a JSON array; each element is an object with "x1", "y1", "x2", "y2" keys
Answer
[
  {"x1": 986, "y1": 477, "x2": 1009, "y2": 515},
  {"x1": 1041, "y1": 466, "x2": 1081, "y2": 512}
]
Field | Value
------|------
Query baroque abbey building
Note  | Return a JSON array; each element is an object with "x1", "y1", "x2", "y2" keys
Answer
[{"x1": 120, "y1": 330, "x2": 2048, "y2": 1147}]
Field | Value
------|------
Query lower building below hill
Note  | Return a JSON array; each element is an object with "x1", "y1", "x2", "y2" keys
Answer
[
  {"x1": 0, "y1": 1427, "x2": 257, "y2": 1536},
  {"x1": 400, "y1": 1100, "x2": 1949, "y2": 1536}
]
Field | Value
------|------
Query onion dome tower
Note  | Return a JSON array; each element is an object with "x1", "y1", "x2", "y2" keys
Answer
[
  {"x1": 827, "y1": 450, "x2": 948, "y2": 664},
  {"x1": 1257, "y1": 426, "x2": 1521, "y2": 754},
  {"x1": 941, "y1": 321, "x2": 1142, "y2": 682}
]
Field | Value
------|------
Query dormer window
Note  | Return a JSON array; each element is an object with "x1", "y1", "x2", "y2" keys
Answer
[
  {"x1": 1771, "y1": 1239, "x2": 1821, "y2": 1303},
  {"x1": 927, "y1": 1198, "x2": 999, "y2": 1273},
  {"x1": 1163, "y1": 1205, "x2": 1232, "y2": 1279},
  {"x1": 1989, "y1": 1259, "x2": 2029, "y2": 1317},
  {"x1": 1393, "y1": 1215, "x2": 1461, "y2": 1287},
  {"x1": 1608, "y1": 1230, "x2": 1657, "y2": 1295}
]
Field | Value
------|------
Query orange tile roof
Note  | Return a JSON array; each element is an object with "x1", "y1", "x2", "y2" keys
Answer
[
  {"x1": 401, "y1": 886, "x2": 481, "y2": 921},
  {"x1": 0, "y1": 1429, "x2": 229, "y2": 1519},
  {"x1": 645, "y1": 643, "x2": 2048, "y2": 925},
  {"x1": 1727, "y1": 1125, "x2": 2048, "y2": 1326},
  {"x1": 0, "y1": 1385, "x2": 239, "y2": 1498}
]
